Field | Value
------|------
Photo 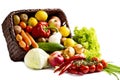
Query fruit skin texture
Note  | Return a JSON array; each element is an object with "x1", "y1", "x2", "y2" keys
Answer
[
  {"x1": 24, "y1": 48, "x2": 49, "y2": 69},
  {"x1": 89, "y1": 65, "x2": 96, "y2": 73},
  {"x1": 63, "y1": 38, "x2": 76, "y2": 47},
  {"x1": 101, "y1": 59, "x2": 108, "y2": 68},
  {"x1": 13, "y1": 15, "x2": 20, "y2": 25},
  {"x1": 59, "y1": 26, "x2": 70, "y2": 37},
  {"x1": 20, "y1": 13, "x2": 28, "y2": 22},
  {"x1": 48, "y1": 16, "x2": 61, "y2": 29},
  {"x1": 96, "y1": 63, "x2": 103, "y2": 72},
  {"x1": 25, "y1": 26, "x2": 33, "y2": 33},
  {"x1": 28, "y1": 17, "x2": 38, "y2": 27},
  {"x1": 48, "y1": 51, "x2": 64, "y2": 67},
  {"x1": 35, "y1": 10, "x2": 48, "y2": 21},
  {"x1": 80, "y1": 65, "x2": 89, "y2": 74}
]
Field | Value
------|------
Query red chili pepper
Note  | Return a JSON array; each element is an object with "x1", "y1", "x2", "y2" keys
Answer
[
  {"x1": 59, "y1": 61, "x2": 73, "y2": 75},
  {"x1": 31, "y1": 22, "x2": 50, "y2": 38},
  {"x1": 54, "y1": 54, "x2": 85, "y2": 73}
]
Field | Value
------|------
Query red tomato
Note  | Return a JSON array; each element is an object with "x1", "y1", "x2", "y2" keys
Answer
[
  {"x1": 101, "y1": 59, "x2": 108, "y2": 68},
  {"x1": 80, "y1": 65, "x2": 89, "y2": 74},
  {"x1": 91, "y1": 57, "x2": 99, "y2": 62},
  {"x1": 96, "y1": 63, "x2": 103, "y2": 72},
  {"x1": 89, "y1": 65, "x2": 96, "y2": 73},
  {"x1": 67, "y1": 69, "x2": 78, "y2": 74},
  {"x1": 26, "y1": 26, "x2": 33, "y2": 33}
]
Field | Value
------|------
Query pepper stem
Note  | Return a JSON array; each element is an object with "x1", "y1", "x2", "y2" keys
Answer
[{"x1": 48, "y1": 22, "x2": 59, "y2": 32}]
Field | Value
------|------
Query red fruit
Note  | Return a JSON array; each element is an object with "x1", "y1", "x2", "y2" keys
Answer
[
  {"x1": 89, "y1": 65, "x2": 96, "y2": 73},
  {"x1": 91, "y1": 57, "x2": 99, "y2": 62},
  {"x1": 48, "y1": 16, "x2": 61, "y2": 29},
  {"x1": 26, "y1": 26, "x2": 33, "y2": 33},
  {"x1": 80, "y1": 65, "x2": 89, "y2": 74},
  {"x1": 101, "y1": 59, "x2": 108, "y2": 68},
  {"x1": 67, "y1": 69, "x2": 79, "y2": 74},
  {"x1": 48, "y1": 51, "x2": 64, "y2": 67},
  {"x1": 96, "y1": 63, "x2": 103, "y2": 72}
]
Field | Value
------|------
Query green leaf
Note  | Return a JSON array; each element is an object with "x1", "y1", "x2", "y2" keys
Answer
[{"x1": 73, "y1": 26, "x2": 100, "y2": 59}]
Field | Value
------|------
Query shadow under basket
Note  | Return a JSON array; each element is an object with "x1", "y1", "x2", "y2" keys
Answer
[{"x1": 2, "y1": 8, "x2": 71, "y2": 61}]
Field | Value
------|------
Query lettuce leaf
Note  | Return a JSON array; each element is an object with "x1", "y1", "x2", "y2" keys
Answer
[{"x1": 73, "y1": 26, "x2": 101, "y2": 59}]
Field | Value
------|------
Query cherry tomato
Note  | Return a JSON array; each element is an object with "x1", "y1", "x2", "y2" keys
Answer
[
  {"x1": 91, "y1": 57, "x2": 99, "y2": 62},
  {"x1": 25, "y1": 26, "x2": 33, "y2": 33},
  {"x1": 80, "y1": 65, "x2": 89, "y2": 74},
  {"x1": 19, "y1": 21, "x2": 26, "y2": 29},
  {"x1": 96, "y1": 63, "x2": 103, "y2": 72},
  {"x1": 67, "y1": 69, "x2": 78, "y2": 74},
  {"x1": 89, "y1": 65, "x2": 96, "y2": 73},
  {"x1": 101, "y1": 59, "x2": 108, "y2": 68}
]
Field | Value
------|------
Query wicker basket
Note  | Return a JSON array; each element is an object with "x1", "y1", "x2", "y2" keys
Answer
[{"x1": 2, "y1": 8, "x2": 71, "y2": 61}]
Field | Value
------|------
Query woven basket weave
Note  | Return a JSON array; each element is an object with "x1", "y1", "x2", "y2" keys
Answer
[{"x1": 2, "y1": 8, "x2": 71, "y2": 61}]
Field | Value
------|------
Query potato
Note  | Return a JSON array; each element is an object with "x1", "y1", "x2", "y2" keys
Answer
[{"x1": 14, "y1": 25, "x2": 22, "y2": 34}]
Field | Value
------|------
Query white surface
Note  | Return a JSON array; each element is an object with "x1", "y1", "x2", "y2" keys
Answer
[{"x1": 0, "y1": 0, "x2": 120, "y2": 80}]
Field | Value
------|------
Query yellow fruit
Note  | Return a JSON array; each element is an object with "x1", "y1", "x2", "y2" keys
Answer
[
  {"x1": 28, "y1": 17, "x2": 38, "y2": 27},
  {"x1": 59, "y1": 26, "x2": 70, "y2": 37},
  {"x1": 63, "y1": 38, "x2": 76, "y2": 47},
  {"x1": 35, "y1": 10, "x2": 48, "y2": 21}
]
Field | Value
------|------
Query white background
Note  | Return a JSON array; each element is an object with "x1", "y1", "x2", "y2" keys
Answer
[{"x1": 0, "y1": 0, "x2": 120, "y2": 80}]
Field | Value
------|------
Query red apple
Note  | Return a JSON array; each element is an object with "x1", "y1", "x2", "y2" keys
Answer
[
  {"x1": 48, "y1": 16, "x2": 61, "y2": 29},
  {"x1": 48, "y1": 51, "x2": 64, "y2": 67}
]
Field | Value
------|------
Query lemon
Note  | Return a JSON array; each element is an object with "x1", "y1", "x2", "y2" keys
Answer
[
  {"x1": 59, "y1": 26, "x2": 70, "y2": 37},
  {"x1": 64, "y1": 38, "x2": 76, "y2": 47},
  {"x1": 35, "y1": 10, "x2": 48, "y2": 21},
  {"x1": 28, "y1": 17, "x2": 38, "y2": 27}
]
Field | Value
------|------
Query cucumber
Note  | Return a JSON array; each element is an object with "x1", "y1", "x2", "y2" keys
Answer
[{"x1": 38, "y1": 42, "x2": 65, "y2": 53}]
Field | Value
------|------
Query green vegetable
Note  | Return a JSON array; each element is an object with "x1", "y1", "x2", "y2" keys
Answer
[
  {"x1": 104, "y1": 63, "x2": 120, "y2": 80},
  {"x1": 73, "y1": 26, "x2": 101, "y2": 59},
  {"x1": 24, "y1": 48, "x2": 49, "y2": 69},
  {"x1": 84, "y1": 49, "x2": 101, "y2": 60},
  {"x1": 38, "y1": 42, "x2": 65, "y2": 53}
]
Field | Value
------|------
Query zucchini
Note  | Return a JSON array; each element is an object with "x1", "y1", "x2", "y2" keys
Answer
[{"x1": 38, "y1": 42, "x2": 65, "y2": 53}]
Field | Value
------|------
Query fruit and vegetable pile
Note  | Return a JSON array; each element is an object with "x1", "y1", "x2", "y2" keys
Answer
[{"x1": 10, "y1": 9, "x2": 120, "y2": 80}]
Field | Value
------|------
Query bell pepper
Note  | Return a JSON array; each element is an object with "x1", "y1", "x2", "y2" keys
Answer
[{"x1": 31, "y1": 22, "x2": 51, "y2": 38}]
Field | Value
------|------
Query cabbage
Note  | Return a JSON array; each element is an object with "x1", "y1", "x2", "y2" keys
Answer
[{"x1": 24, "y1": 48, "x2": 49, "y2": 69}]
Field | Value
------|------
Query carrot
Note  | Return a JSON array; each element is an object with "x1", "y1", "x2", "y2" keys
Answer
[
  {"x1": 21, "y1": 30, "x2": 31, "y2": 46},
  {"x1": 16, "y1": 34, "x2": 22, "y2": 41},
  {"x1": 19, "y1": 40, "x2": 26, "y2": 48},
  {"x1": 26, "y1": 32, "x2": 38, "y2": 48}
]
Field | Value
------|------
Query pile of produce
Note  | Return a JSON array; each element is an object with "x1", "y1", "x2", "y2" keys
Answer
[{"x1": 13, "y1": 10, "x2": 120, "y2": 80}]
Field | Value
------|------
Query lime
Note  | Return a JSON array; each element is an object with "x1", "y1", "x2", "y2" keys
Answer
[
  {"x1": 35, "y1": 10, "x2": 48, "y2": 21},
  {"x1": 28, "y1": 17, "x2": 38, "y2": 27},
  {"x1": 64, "y1": 38, "x2": 76, "y2": 47},
  {"x1": 59, "y1": 26, "x2": 70, "y2": 37}
]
